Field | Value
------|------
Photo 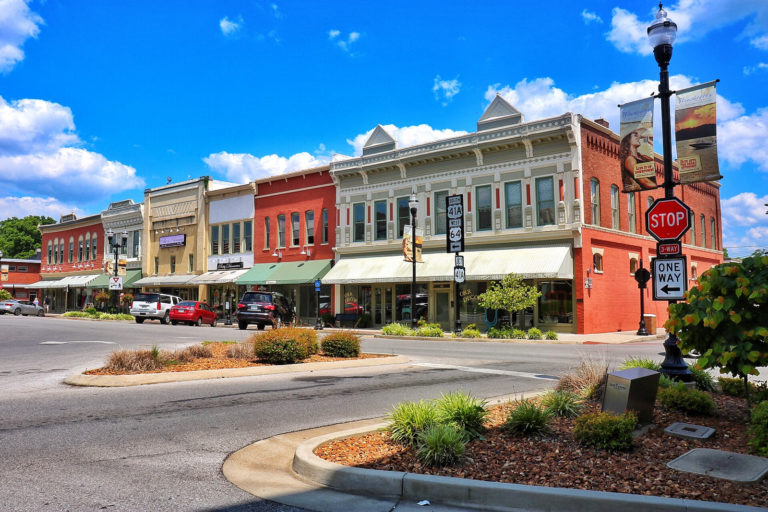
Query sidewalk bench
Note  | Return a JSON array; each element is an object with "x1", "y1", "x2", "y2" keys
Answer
[{"x1": 335, "y1": 313, "x2": 359, "y2": 327}]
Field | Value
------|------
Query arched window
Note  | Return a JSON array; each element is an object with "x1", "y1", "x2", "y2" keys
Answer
[
  {"x1": 68, "y1": 237, "x2": 74, "y2": 263},
  {"x1": 710, "y1": 217, "x2": 716, "y2": 250},
  {"x1": 593, "y1": 252, "x2": 603, "y2": 272},
  {"x1": 85, "y1": 233, "x2": 91, "y2": 260},
  {"x1": 78, "y1": 236, "x2": 84, "y2": 261},
  {"x1": 59, "y1": 239, "x2": 65, "y2": 265},
  {"x1": 91, "y1": 232, "x2": 98, "y2": 260},
  {"x1": 610, "y1": 185, "x2": 619, "y2": 229},
  {"x1": 629, "y1": 257, "x2": 639, "y2": 274},
  {"x1": 590, "y1": 178, "x2": 600, "y2": 226},
  {"x1": 700, "y1": 214, "x2": 706, "y2": 247},
  {"x1": 627, "y1": 192, "x2": 636, "y2": 233},
  {"x1": 690, "y1": 212, "x2": 696, "y2": 246},
  {"x1": 691, "y1": 263, "x2": 698, "y2": 280},
  {"x1": 53, "y1": 238, "x2": 58, "y2": 264},
  {"x1": 47, "y1": 241, "x2": 53, "y2": 265}
]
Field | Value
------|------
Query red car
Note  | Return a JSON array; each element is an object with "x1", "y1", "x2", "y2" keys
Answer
[{"x1": 169, "y1": 301, "x2": 218, "y2": 327}]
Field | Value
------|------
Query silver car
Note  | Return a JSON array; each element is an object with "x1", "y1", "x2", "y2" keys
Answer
[{"x1": 0, "y1": 299, "x2": 45, "y2": 316}]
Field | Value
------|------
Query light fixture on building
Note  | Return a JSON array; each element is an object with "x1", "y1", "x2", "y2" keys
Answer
[
  {"x1": 271, "y1": 249, "x2": 283, "y2": 259},
  {"x1": 300, "y1": 245, "x2": 311, "y2": 257}
]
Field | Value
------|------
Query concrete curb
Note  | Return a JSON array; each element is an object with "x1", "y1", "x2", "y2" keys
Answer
[
  {"x1": 64, "y1": 354, "x2": 410, "y2": 387},
  {"x1": 292, "y1": 424, "x2": 763, "y2": 512}
]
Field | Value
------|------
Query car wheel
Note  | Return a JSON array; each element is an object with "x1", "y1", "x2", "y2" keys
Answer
[
  {"x1": 211, "y1": 318, "x2": 217, "y2": 327},
  {"x1": 171, "y1": 320, "x2": 178, "y2": 325},
  {"x1": 135, "y1": 317, "x2": 145, "y2": 324},
  {"x1": 258, "y1": 323, "x2": 265, "y2": 330},
  {"x1": 238, "y1": 321, "x2": 248, "y2": 330},
  {"x1": 160, "y1": 311, "x2": 170, "y2": 325},
  {"x1": 37, "y1": 309, "x2": 44, "y2": 317},
  {"x1": 14, "y1": 308, "x2": 21, "y2": 316},
  {"x1": 196, "y1": 317, "x2": 202, "y2": 327}
]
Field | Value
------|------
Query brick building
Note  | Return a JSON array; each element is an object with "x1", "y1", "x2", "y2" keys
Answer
[{"x1": 0, "y1": 254, "x2": 42, "y2": 302}]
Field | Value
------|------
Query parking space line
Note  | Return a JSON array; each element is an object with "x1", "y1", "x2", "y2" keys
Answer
[{"x1": 413, "y1": 362, "x2": 559, "y2": 380}]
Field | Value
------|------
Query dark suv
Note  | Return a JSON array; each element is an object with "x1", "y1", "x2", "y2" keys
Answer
[{"x1": 235, "y1": 291, "x2": 294, "y2": 330}]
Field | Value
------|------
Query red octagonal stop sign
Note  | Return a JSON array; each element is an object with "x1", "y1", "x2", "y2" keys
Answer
[{"x1": 645, "y1": 197, "x2": 692, "y2": 241}]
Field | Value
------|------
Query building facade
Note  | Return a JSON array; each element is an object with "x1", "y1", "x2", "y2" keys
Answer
[
  {"x1": 323, "y1": 96, "x2": 722, "y2": 333},
  {"x1": 0, "y1": 254, "x2": 42, "y2": 302}
]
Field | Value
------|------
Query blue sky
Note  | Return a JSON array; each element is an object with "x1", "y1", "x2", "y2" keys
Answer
[{"x1": 1, "y1": 0, "x2": 767, "y2": 256}]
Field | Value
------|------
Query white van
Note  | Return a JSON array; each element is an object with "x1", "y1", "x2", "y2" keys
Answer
[{"x1": 130, "y1": 293, "x2": 182, "y2": 324}]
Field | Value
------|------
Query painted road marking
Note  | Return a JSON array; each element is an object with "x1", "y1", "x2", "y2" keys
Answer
[
  {"x1": 40, "y1": 341, "x2": 117, "y2": 345},
  {"x1": 414, "y1": 362, "x2": 558, "y2": 381}
]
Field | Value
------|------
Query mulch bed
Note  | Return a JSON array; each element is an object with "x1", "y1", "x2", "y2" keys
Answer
[
  {"x1": 84, "y1": 342, "x2": 387, "y2": 375},
  {"x1": 315, "y1": 393, "x2": 768, "y2": 507}
]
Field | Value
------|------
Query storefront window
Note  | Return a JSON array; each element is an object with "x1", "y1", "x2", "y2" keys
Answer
[
  {"x1": 278, "y1": 215, "x2": 285, "y2": 247},
  {"x1": 538, "y1": 281, "x2": 573, "y2": 324},
  {"x1": 222, "y1": 224, "x2": 230, "y2": 254},
  {"x1": 244, "y1": 220, "x2": 252, "y2": 251},
  {"x1": 537, "y1": 177, "x2": 555, "y2": 226},
  {"x1": 341, "y1": 285, "x2": 371, "y2": 318},
  {"x1": 233, "y1": 222, "x2": 241, "y2": 253},
  {"x1": 374, "y1": 200, "x2": 387, "y2": 240},
  {"x1": 394, "y1": 283, "x2": 428, "y2": 323},
  {"x1": 291, "y1": 212, "x2": 300, "y2": 246},
  {"x1": 476, "y1": 185, "x2": 492, "y2": 231},
  {"x1": 459, "y1": 281, "x2": 487, "y2": 328},
  {"x1": 133, "y1": 231, "x2": 140, "y2": 258},
  {"x1": 78, "y1": 238, "x2": 84, "y2": 261},
  {"x1": 69, "y1": 238, "x2": 74, "y2": 262},
  {"x1": 397, "y1": 197, "x2": 410, "y2": 237},
  {"x1": 211, "y1": 225, "x2": 219, "y2": 255},
  {"x1": 505, "y1": 181, "x2": 522, "y2": 228},
  {"x1": 434, "y1": 190, "x2": 448, "y2": 235},
  {"x1": 305, "y1": 211, "x2": 314, "y2": 245},
  {"x1": 264, "y1": 217, "x2": 270, "y2": 249},
  {"x1": 91, "y1": 233, "x2": 97, "y2": 260},
  {"x1": 299, "y1": 284, "x2": 332, "y2": 322},
  {"x1": 353, "y1": 203, "x2": 365, "y2": 242},
  {"x1": 322, "y1": 209, "x2": 329, "y2": 244}
]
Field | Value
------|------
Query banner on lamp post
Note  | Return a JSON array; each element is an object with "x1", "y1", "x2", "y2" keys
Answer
[
  {"x1": 402, "y1": 225, "x2": 423, "y2": 263},
  {"x1": 619, "y1": 97, "x2": 657, "y2": 192},
  {"x1": 675, "y1": 81, "x2": 722, "y2": 185}
]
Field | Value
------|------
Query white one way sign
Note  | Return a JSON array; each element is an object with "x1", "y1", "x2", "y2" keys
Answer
[{"x1": 651, "y1": 257, "x2": 687, "y2": 301}]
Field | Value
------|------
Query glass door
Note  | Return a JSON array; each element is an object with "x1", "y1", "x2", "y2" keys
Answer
[
  {"x1": 372, "y1": 285, "x2": 392, "y2": 326},
  {"x1": 435, "y1": 290, "x2": 450, "y2": 330}
]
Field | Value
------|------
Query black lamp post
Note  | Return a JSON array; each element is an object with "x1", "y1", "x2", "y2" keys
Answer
[
  {"x1": 409, "y1": 194, "x2": 419, "y2": 329},
  {"x1": 648, "y1": 4, "x2": 692, "y2": 381},
  {"x1": 106, "y1": 228, "x2": 128, "y2": 313}
]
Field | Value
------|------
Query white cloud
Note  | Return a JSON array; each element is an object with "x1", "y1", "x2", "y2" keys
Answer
[
  {"x1": 0, "y1": 0, "x2": 43, "y2": 73},
  {"x1": 219, "y1": 16, "x2": 242, "y2": 36},
  {"x1": 721, "y1": 192, "x2": 768, "y2": 227},
  {"x1": 581, "y1": 9, "x2": 603, "y2": 24},
  {"x1": 346, "y1": 124, "x2": 469, "y2": 156},
  {"x1": 433, "y1": 75, "x2": 461, "y2": 106},
  {"x1": 718, "y1": 107, "x2": 768, "y2": 172},
  {"x1": 0, "y1": 97, "x2": 78, "y2": 155},
  {"x1": 328, "y1": 29, "x2": 360, "y2": 53},
  {"x1": 606, "y1": 2, "x2": 768, "y2": 55},
  {"x1": 204, "y1": 151, "x2": 328, "y2": 183},
  {"x1": 0, "y1": 196, "x2": 84, "y2": 222},
  {"x1": 744, "y1": 62, "x2": 768, "y2": 75}
]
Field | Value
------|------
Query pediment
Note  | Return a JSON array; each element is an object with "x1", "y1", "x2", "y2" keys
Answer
[{"x1": 478, "y1": 94, "x2": 523, "y2": 131}]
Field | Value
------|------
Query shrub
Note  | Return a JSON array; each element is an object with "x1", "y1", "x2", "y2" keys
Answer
[
  {"x1": 503, "y1": 400, "x2": 552, "y2": 437},
  {"x1": 0, "y1": 289, "x2": 12, "y2": 301},
  {"x1": 527, "y1": 327, "x2": 542, "y2": 340},
  {"x1": 105, "y1": 348, "x2": 165, "y2": 372},
  {"x1": 460, "y1": 326, "x2": 482, "y2": 338},
  {"x1": 544, "y1": 330, "x2": 558, "y2": 340},
  {"x1": 251, "y1": 328, "x2": 317, "y2": 364},
  {"x1": 417, "y1": 424, "x2": 467, "y2": 466},
  {"x1": 510, "y1": 328, "x2": 527, "y2": 339},
  {"x1": 388, "y1": 400, "x2": 439, "y2": 446},
  {"x1": 487, "y1": 327, "x2": 506, "y2": 339},
  {"x1": 658, "y1": 383, "x2": 716, "y2": 415},
  {"x1": 573, "y1": 411, "x2": 637, "y2": 451},
  {"x1": 85, "y1": 307, "x2": 99, "y2": 315},
  {"x1": 689, "y1": 366, "x2": 716, "y2": 392},
  {"x1": 381, "y1": 323, "x2": 415, "y2": 336},
  {"x1": 172, "y1": 344, "x2": 213, "y2": 362},
  {"x1": 659, "y1": 375, "x2": 675, "y2": 388},
  {"x1": 541, "y1": 390, "x2": 583, "y2": 418},
  {"x1": 434, "y1": 391, "x2": 488, "y2": 441},
  {"x1": 321, "y1": 332, "x2": 361, "y2": 357},
  {"x1": 556, "y1": 354, "x2": 609, "y2": 402},
  {"x1": 62, "y1": 311, "x2": 89, "y2": 318},
  {"x1": 416, "y1": 323, "x2": 444, "y2": 337},
  {"x1": 718, "y1": 377, "x2": 768, "y2": 402},
  {"x1": 748, "y1": 401, "x2": 768, "y2": 456},
  {"x1": 619, "y1": 357, "x2": 660, "y2": 371},
  {"x1": 226, "y1": 341, "x2": 253, "y2": 359}
]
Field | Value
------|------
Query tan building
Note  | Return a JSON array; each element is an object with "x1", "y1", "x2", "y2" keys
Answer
[{"x1": 134, "y1": 176, "x2": 236, "y2": 300}]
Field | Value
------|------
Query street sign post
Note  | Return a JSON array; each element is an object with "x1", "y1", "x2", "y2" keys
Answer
[
  {"x1": 446, "y1": 194, "x2": 464, "y2": 253},
  {"x1": 646, "y1": 197, "x2": 692, "y2": 242},
  {"x1": 109, "y1": 276, "x2": 123, "y2": 291},
  {"x1": 652, "y1": 257, "x2": 687, "y2": 301},
  {"x1": 454, "y1": 266, "x2": 465, "y2": 284},
  {"x1": 657, "y1": 241, "x2": 682, "y2": 256}
]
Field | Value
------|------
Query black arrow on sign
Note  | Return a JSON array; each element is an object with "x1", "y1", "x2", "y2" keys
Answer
[{"x1": 661, "y1": 284, "x2": 680, "y2": 294}]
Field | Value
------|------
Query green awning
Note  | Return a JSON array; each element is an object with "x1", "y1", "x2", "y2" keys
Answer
[
  {"x1": 236, "y1": 262, "x2": 282, "y2": 285},
  {"x1": 86, "y1": 269, "x2": 143, "y2": 289},
  {"x1": 261, "y1": 260, "x2": 333, "y2": 285}
]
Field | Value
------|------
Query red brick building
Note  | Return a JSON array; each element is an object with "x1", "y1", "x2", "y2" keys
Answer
[
  {"x1": 237, "y1": 165, "x2": 337, "y2": 323},
  {"x1": 0, "y1": 255, "x2": 42, "y2": 302}
]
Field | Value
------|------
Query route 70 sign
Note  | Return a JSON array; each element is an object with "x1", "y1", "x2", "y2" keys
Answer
[{"x1": 651, "y1": 256, "x2": 687, "y2": 301}]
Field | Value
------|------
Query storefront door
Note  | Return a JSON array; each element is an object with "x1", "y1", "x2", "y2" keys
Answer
[
  {"x1": 435, "y1": 290, "x2": 450, "y2": 330},
  {"x1": 372, "y1": 285, "x2": 393, "y2": 326}
]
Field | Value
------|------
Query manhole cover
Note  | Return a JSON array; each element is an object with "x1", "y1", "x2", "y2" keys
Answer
[
  {"x1": 664, "y1": 422, "x2": 715, "y2": 440},
  {"x1": 668, "y1": 448, "x2": 768, "y2": 483}
]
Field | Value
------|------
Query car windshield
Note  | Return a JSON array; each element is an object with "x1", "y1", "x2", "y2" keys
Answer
[
  {"x1": 242, "y1": 293, "x2": 271, "y2": 303},
  {"x1": 133, "y1": 293, "x2": 160, "y2": 302},
  {"x1": 177, "y1": 301, "x2": 196, "y2": 307}
]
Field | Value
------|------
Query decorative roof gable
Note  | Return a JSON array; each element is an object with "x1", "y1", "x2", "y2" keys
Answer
[
  {"x1": 362, "y1": 125, "x2": 396, "y2": 156},
  {"x1": 477, "y1": 94, "x2": 523, "y2": 132}
]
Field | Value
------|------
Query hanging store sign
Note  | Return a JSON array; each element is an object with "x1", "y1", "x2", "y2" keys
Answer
[
  {"x1": 217, "y1": 261, "x2": 243, "y2": 270},
  {"x1": 159, "y1": 234, "x2": 186, "y2": 248},
  {"x1": 675, "y1": 81, "x2": 722, "y2": 185},
  {"x1": 619, "y1": 97, "x2": 657, "y2": 192}
]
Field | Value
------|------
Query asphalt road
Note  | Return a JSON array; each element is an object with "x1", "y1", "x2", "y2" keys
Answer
[{"x1": 0, "y1": 316, "x2": 667, "y2": 511}]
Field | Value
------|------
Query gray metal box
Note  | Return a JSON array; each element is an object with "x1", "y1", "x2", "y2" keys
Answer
[{"x1": 601, "y1": 367, "x2": 660, "y2": 424}]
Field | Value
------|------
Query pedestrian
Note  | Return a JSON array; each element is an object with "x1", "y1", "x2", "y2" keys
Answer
[
  {"x1": 44, "y1": 295, "x2": 50, "y2": 313},
  {"x1": 33, "y1": 296, "x2": 39, "y2": 308}
]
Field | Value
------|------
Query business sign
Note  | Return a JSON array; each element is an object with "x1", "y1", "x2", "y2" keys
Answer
[
  {"x1": 217, "y1": 261, "x2": 244, "y2": 270},
  {"x1": 675, "y1": 81, "x2": 722, "y2": 185},
  {"x1": 652, "y1": 257, "x2": 687, "y2": 301},
  {"x1": 109, "y1": 276, "x2": 123, "y2": 291},
  {"x1": 646, "y1": 198, "x2": 692, "y2": 241},
  {"x1": 446, "y1": 194, "x2": 464, "y2": 253},
  {"x1": 159, "y1": 234, "x2": 186, "y2": 248}
]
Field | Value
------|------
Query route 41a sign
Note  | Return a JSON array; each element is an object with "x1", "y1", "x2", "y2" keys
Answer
[
  {"x1": 651, "y1": 256, "x2": 687, "y2": 301},
  {"x1": 445, "y1": 194, "x2": 465, "y2": 253}
]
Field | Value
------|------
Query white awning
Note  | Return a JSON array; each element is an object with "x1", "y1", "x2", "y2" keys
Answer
[
  {"x1": 27, "y1": 279, "x2": 65, "y2": 289},
  {"x1": 132, "y1": 274, "x2": 198, "y2": 287},
  {"x1": 187, "y1": 269, "x2": 249, "y2": 285},
  {"x1": 323, "y1": 244, "x2": 573, "y2": 284},
  {"x1": 27, "y1": 273, "x2": 101, "y2": 289}
]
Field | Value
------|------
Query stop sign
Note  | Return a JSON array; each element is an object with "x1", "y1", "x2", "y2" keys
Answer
[{"x1": 645, "y1": 197, "x2": 692, "y2": 241}]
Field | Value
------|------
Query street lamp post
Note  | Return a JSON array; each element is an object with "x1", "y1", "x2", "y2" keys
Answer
[
  {"x1": 106, "y1": 229, "x2": 128, "y2": 313},
  {"x1": 648, "y1": 4, "x2": 692, "y2": 381},
  {"x1": 409, "y1": 194, "x2": 419, "y2": 329}
]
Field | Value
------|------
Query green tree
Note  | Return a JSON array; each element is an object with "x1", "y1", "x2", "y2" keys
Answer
[
  {"x1": 667, "y1": 252, "x2": 768, "y2": 405},
  {"x1": 470, "y1": 273, "x2": 541, "y2": 314},
  {"x1": 0, "y1": 216, "x2": 56, "y2": 259},
  {"x1": 0, "y1": 289, "x2": 12, "y2": 301},
  {"x1": 723, "y1": 247, "x2": 730, "y2": 259}
]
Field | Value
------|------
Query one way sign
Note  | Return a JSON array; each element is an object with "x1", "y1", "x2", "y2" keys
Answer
[{"x1": 651, "y1": 256, "x2": 687, "y2": 301}]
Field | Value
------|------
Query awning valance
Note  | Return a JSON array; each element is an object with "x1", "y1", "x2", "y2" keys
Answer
[
  {"x1": 322, "y1": 244, "x2": 573, "y2": 285},
  {"x1": 188, "y1": 268, "x2": 250, "y2": 285},
  {"x1": 132, "y1": 274, "x2": 197, "y2": 287},
  {"x1": 236, "y1": 260, "x2": 333, "y2": 286},
  {"x1": 236, "y1": 263, "x2": 282, "y2": 285},
  {"x1": 27, "y1": 273, "x2": 101, "y2": 289}
]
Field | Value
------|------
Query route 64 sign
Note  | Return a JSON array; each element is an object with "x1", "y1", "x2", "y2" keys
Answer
[{"x1": 445, "y1": 194, "x2": 464, "y2": 253}]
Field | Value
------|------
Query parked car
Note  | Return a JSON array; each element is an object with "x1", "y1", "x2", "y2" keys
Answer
[
  {"x1": 235, "y1": 291, "x2": 294, "y2": 330},
  {"x1": 129, "y1": 293, "x2": 182, "y2": 324},
  {"x1": 319, "y1": 302, "x2": 364, "y2": 316},
  {"x1": 169, "y1": 301, "x2": 217, "y2": 327},
  {"x1": 0, "y1": 299, "x2": 45, "y2": 317}
]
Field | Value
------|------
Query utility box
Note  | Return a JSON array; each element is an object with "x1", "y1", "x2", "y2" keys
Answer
[
  {"x1": 643, "y1": 314, "x2": 657, "y2": 332},
  {"x1": 602, "y1": 367, "x2": 660, "y2": 424}
]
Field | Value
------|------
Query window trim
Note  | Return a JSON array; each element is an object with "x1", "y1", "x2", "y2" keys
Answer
[
  {"x1": 291, "y1": 212, "x2": 300, "y2": 247},
  {"x1": 374, "y1": 200, "x2": 387, "y2": 241},
  {"x1": 590, "y1": 178, "x2": 600, "y2": 226},
  {"x1": 321, "y1": 208, "x2": 329, "y2": 245},
  {"x1": 536, "y1": 176, "x2": 556, "y2": 227},
  {"x1": 397, "y1": 197, "x2": 410, "y2": 238},
  {"x1": 475, "y1": 184, "x2": 493, "y2": 231},
  {"x1": 433, "y1": 190, "x2": 449, "y2": 236},
  {"x1": 610, "y1": 185, "x2": 620, "y2": 230},
  {"x1": 353, "y1": 202, "x2": 366, "y2": 243},
  {"x1": 504, "y1": 181, "x2": 523, "y2": 229},
  {"x1": 277, "y1": 214, "x2": 286, "y2": 248},
  {"x1": 305, "y1": 210, "x2": 314, "y2": 245}
]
